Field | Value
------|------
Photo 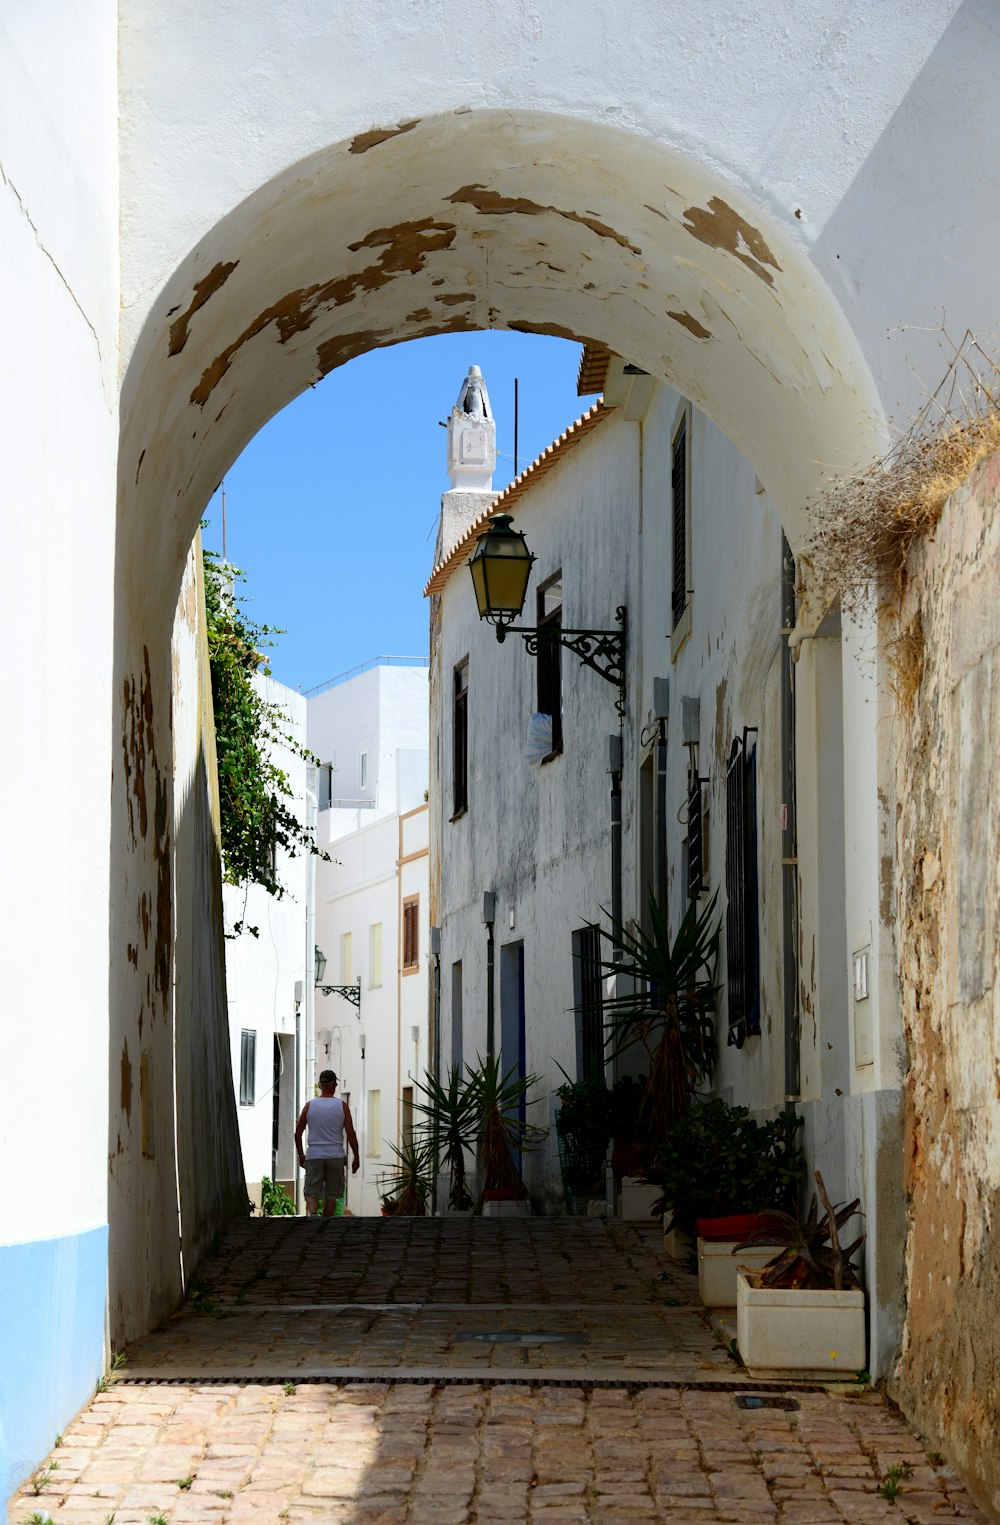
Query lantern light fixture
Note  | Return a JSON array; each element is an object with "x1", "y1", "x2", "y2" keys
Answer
[{"x1": 467, "y1": 513, "x2": 626, "y2": 714}]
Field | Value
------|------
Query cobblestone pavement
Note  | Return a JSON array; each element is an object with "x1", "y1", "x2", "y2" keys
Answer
[{"x1": 8, "y1": 1218, "x2": 987, "y2": 1523}]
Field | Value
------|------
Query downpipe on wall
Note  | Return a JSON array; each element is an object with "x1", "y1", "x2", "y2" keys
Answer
[{"x1": 780, "y1": 535, "x2": 801, "y2": 1102}]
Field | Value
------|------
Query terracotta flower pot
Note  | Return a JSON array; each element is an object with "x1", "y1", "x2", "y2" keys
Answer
[{"x1": 695, "y1": 1210, "x2": 785, "y2": 1243}]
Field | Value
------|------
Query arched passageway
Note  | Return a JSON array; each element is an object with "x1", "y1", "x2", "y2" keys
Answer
[{"x1": 112, "y1": 109, "x2": 888, "y2": 1344}]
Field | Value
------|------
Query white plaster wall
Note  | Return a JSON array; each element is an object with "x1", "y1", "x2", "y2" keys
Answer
[
  {"x1": 431, "y1": 408, "x2": 639, "y2": 1208},
  {"x1": 0, "y1": 7, "x2": 119, "y2": 1247},
  {"x1": 308, "y1": 664, "x2": 428, "y2": 819},
  {"x1": 223, "y1": 675, "x2": 308, "y2": 1199}
]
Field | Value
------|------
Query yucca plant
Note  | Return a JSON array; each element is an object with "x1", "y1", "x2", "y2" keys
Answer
[
  {"x1": 378, "y1": 1134, "x2": 436, "y2": 1216},
  {"x1": 471, "y1": 1053, "x2": 548, "y2": 1211},
  {"x1": 600, "y1": 890, "x2": 722, "y2": 1156},
  {"x1": 411, "y1": 1064, "x2": 480, "y2": 1210}
]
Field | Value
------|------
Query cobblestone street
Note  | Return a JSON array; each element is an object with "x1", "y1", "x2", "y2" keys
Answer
[{"x1": 9, "y1": 1219, "x2": 986, "y2": 1524}]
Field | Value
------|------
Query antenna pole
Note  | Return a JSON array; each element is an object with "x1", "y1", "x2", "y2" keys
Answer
[
  {"x1": 513, "y1": 377, "x2": 519, "y2": 478},
  {"x1": 221, "y1": 481, "x2": 228, "y2": 563}
]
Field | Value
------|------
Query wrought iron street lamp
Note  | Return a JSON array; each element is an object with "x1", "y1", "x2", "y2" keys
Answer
[
  {"x1": 468, "y1": 513, "x2": 626, "y2": 713},
  {"x1": 314, "y1": 944, "x2": 362, "y2": 1009}
]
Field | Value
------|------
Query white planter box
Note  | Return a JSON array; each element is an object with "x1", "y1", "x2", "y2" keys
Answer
[
  {"x1": 662, "y1": 1215, "x2": 694, "y2": 1260},
  {"x1": 620, "y1": 1176, "x2": 660, "y2": 1219},
  {"x1": 697, "y1": 1240, "x2": 784, "y2": 1308},
  {"x1": 736, "y1": 1271, "x2": 867, "y2": 1377},
  {"x1": 482, "y1": 1196, "x2": 530, "y2": 1217}
]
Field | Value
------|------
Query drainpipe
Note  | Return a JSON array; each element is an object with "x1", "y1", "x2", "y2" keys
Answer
[
  {"x1": 429, "y1": 926, "x2": 441, "y2": 1215},
  {"x1": 654, "y1": 719, "x2": 668, "y2": 909},
  {"x1": 483, "y1": 891, "x2": 496, "y2": 1059},
  {"x1": 608, "y1": 734, "x2": 623, "y2": 932},
  {"x1": 780, "y1": 535, "x2": 801, "y2": 1100}
]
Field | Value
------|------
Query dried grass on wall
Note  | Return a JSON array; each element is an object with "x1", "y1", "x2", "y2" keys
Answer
[{"x1": 807, "y1": 333, "x2": 1000, "y2": 640}]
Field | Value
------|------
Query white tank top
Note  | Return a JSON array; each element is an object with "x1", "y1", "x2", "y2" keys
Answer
[{"x1": 305, "y1": 1096, "x2": 346, "y2": 1159}]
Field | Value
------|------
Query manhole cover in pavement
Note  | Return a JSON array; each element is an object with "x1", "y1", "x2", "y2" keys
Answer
[
  {"x1": 456, "y1": 1332, "x2": 589, "y2": 1346},
  {"x1": 733, "y1": 1394, "x2": 800, "y2": 1410}
]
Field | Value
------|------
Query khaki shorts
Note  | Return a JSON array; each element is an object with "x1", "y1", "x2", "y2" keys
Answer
[{"x1": 305, "y1": 1156, "x2": 346, "y2": 1202}]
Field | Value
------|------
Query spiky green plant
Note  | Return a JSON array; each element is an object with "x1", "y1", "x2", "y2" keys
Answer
[
  {"x1": 378, "y1": 1134, "x2": 436, "y2": 1216},
  {"x1": 736, "y1": 1171, "x2": 865, "y2": 1291},
  {"x1": 471, "y1": 1053, "x2": 547, "y2": 1210},
  {"x1": 410, "y1": 1064, "x2": 480, "y2": 1209},
  {"x1": 600, "y1": 891, "x2": 722, "y2": 1154}
]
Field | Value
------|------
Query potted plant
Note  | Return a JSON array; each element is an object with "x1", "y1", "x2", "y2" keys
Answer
[
  {"x1": 642, "y1": 1098, "x2": 803, "y2": 1299},
  {"x1": 554, "y1": 1070, "x2": 612, "y2": 1214},
  {"x1": 472, "y1": 1054, "x2": 547, "y2": 1214},
  {"x1": 411, "y1": 1064, "x2": 479, "y2": 1212},
  {"x1": 601, "y1": 892, "x2": 722, "y2": 1171},
  {"x1": 734, "y1": 1171, "x2": 867, "y2": 1376},
  {"x1": 378, "y1": 1135, "x2": 435, "y2": 1217}
]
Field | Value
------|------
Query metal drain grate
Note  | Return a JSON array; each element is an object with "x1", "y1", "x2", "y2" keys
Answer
[
  {"x1": 454, "y1": 1332, "x2": 588, "y2": 1345},
  {"x1": 117, "y1": 1374, "x2": 825, "y2": 1393},
  {"x1": 733, "y1": 1394, "x2": 800, "y2": 1410}
]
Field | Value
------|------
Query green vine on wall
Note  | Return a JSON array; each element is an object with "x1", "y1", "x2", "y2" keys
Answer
[{"x1": 203, "y1": 546, "x2": 326, "y2": 935}]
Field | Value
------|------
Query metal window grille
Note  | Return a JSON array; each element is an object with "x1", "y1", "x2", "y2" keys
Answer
[
  {"x1": 403, "y1": 898, "x2": 419, "y2": 969},
  {"x1": 453, "y1": 661, "x2": 468, "y2": 814},
  {"x1": 239, "y1": 1029, "x2": 256, "y2": 1106},
  {"x1": 536, "y1": 577, "x2": 563, "y2": 754},
  {"x1": 671, "y1": 420, "x2": 688, "y2": 629},
  {"x1": 725, "y1": 730, "x2": 760, "y2": 1047},
  {"x1": 573, "y1": 926, "x2": 604, "y2": 1079},
  {"x1": 686, "y1": 771, "x2": 707, "y2": 901}
]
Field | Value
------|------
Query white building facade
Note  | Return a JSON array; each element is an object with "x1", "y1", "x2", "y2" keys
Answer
[
  {"x1": 222, "y1": 675, "x2": 309, "y2": 1209},
  {"x1": 427, "y1": 354, "x2": 904, "y2": 1376},
  {"x1": 308, "y1": 661, "x2": 430, "y2": 1215}
]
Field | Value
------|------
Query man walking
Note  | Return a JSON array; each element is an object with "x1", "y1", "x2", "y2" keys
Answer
[{"x1": 294, "y1": 1070, "x2": 360, "y2": 1217}]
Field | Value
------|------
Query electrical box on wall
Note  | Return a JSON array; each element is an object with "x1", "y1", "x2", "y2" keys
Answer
[{"x1": 852, "y1": 945, "x2": 874, "y2": 1067}]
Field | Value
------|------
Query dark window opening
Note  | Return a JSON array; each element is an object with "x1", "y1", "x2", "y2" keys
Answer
[
  {"x1": 239, "y1": 1029, "x2": 257, "y2": 1106},
  {"x1": 671, "y1": 419, "x2": 688, "y2": 629},
  {"x1": 725, "y1": 730, "x2": 760, "y2": 1047},
  {"x1": 537, "y1": 574, "x2": 563, "y2": 755},
  {"x1": 450, "y1": 959, "x2": 463, "y2": 1070},
  {"x1": 453, "y1": 659, "x2": 468, "y2": 816},
  {"x1": 572, "y1": 926, "x2": 605, "y2": 1080}
]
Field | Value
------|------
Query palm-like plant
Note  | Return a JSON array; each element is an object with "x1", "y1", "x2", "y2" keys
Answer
[
  {"x1": 472, "y1": 1054, "x2": 548, "y2": 1211},
  {"x1": 378, "y1": 1134, "x2": 435, "y2": 1216},
  {"x1": 736, "y1": 1171, "x2": 865, "y2": 1291},
  {"x1": 600, "y1": 890, "x2": 722, "y2": 1155},
  {"x1": 411, "y1": 1064, "x2": 480, "y2": 1210}
]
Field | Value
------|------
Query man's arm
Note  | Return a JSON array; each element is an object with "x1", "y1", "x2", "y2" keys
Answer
[
  {"x1": 294, "y1": 1102, "x2": 310, "y2": 1169},
  {"x1": 343, "y1": 1102, "x2": 361, "y2": 1174}
]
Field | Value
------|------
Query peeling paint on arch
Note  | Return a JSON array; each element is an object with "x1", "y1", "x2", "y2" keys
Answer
[
  {"x1": 682, "y1": 197, "x2": 781, "y2": 286},
  {"x1": 167, "y1": 261, "x2": 239, "y2": 356},
  {"x1": 447, "y1": 183, "x2": 642, "y2": 256},
  {"x1": 668, "y1": 309, "x2": 713, "y2": 340},
  {"x1": 349, "y1": 119, "x2": 420, "y2": 154}
]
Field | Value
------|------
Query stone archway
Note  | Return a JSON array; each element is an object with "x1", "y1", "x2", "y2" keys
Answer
[{"x1": 111, "y1": 108, "x2": 887, "y2": 1345}]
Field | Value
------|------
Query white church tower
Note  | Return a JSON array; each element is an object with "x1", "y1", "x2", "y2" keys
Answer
[{"x1": 435, "y1": 364, "x2": 498, "y2": 562}]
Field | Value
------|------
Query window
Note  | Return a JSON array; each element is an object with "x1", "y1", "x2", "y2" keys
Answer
[
  {"x1": 671, "y1": 416, "x2": 690, "y2": 632},
  {"x1": 450, "y1": 959, "x2": 463, "y2": 1070},
  {"x1": 239, "y1": 1029, "x2": 257, "y2": 1106},
  {"x1": 686, "y1": 770, "x2": 708, "y2": 901},
  {"x1": 402, "y1": 896, "x2": 419, "y2": 971},
  {"x1": 537, "y1": 573, "x2": 563, "y2": 756},
  {"x1": 368, "y1": 922, "x2": 383, "y2": 988},
  {"x1": 725, "y1": 730, "x2": 760, "y2": 1047},
  {"x1": 340, "y1": 931, "x2": 352, "y2": 984},
  {"x1": 367, "y1": 1088, "x2": 381, "y2": 1155},
  {"x1": 572, "y1": 926, "x2": 604, "y2": 1080},
  {"x1": 359, "y1": 750, "x2": 369, "y2": 790},
  {"x1": 453, "y1": 658, "x2": 469, "y2": 816},
  {"x1": 318, "y1": 762, "x2": 333, "y2": 811}
]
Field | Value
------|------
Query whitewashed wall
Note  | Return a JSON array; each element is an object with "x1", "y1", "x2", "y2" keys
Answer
[
  {"x1": 0, "y1": 5, "x2": 119, "y2": 1503},
  {"x1": 222, "y1": 675, "x2": 308, "y2": 1205}
]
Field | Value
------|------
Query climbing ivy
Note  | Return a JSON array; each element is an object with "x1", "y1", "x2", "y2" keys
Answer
[{"x1": 203, "y1": 547, "x2": 324, "y2": 933}]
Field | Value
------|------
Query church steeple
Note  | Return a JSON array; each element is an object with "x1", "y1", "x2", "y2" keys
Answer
[{"x1": 446, "y1": 364, "x2": 496, "y2": 492}]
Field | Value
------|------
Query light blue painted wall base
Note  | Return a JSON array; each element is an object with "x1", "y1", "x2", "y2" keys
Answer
[{"x1": 0, "y1": 1225, "x2": 107, "y2": 1521}]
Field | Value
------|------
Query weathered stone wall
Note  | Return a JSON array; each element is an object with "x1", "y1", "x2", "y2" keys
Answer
[{"x1": 891, "y1": 451, "x2": 1000, "y2": 1521}]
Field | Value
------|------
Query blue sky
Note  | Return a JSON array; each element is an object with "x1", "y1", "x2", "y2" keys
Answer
[{"x1": 201, "y1": 331, "x2": 592, "y2": 692}]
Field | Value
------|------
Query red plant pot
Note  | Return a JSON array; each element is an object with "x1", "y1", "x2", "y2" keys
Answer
[
  {"x1": 695, "y1": 1211, "x2": 785, "y2": 1243},
  {"x1": 482, "y1": 1186, "x2": 528, "y2": 1202}
]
